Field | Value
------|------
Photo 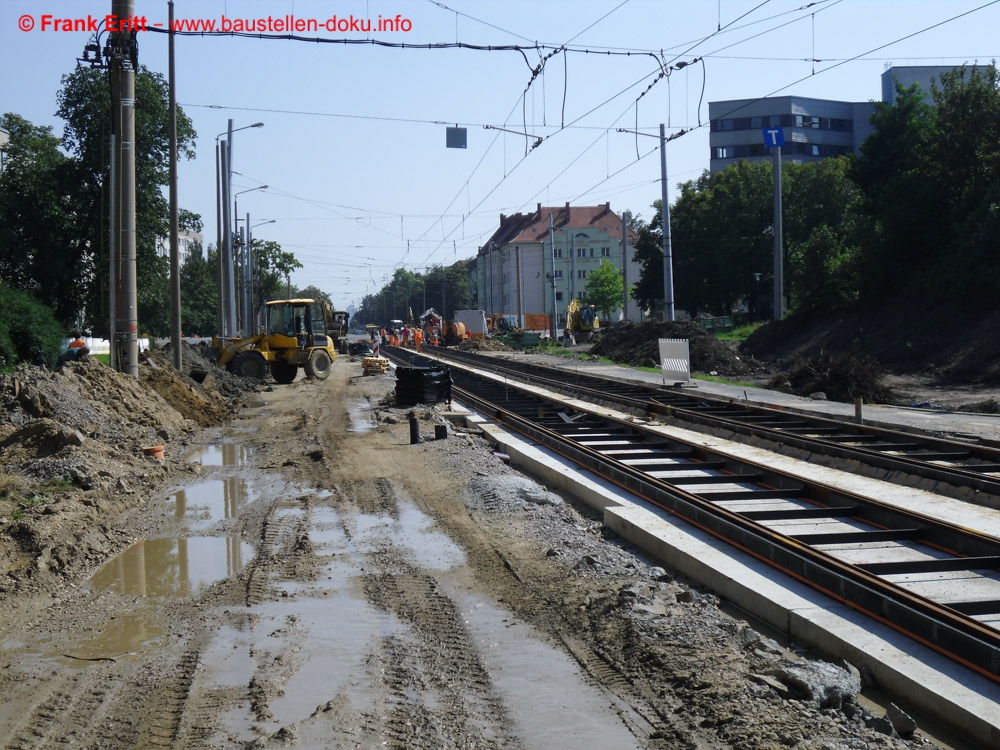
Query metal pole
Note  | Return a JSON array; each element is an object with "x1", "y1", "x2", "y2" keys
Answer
[
  {"x1": 773, "y1": 145, "x2": 784, "y2": 320},
  {"x1": 621, "y1": 207, "x2": 628, "y2": 322},
  {"x1": 215, "y1": 141, "x2": 223, "y2": 336},
  {"x1": 570, "y1": 232, "x2": 576, "y2": 301},
  {"x1": 168, "y1": 0, "x2": 182, "y2": 370},
  {"x1": 547, "y1": 213, "x2": 557, "y2": 339},
  {"x1": 244, "y1": 211, "x2": 252, "y2": 333},
  {"x1": 112, "y1": 0, "x2": 138, "y2": 376},
  {"x1": 660, "y1": 123, "x2": 675, "y2": 322},
  {"x1": 108, "y1": 133, "x2": 117, "y2": 370},
  {"x1": 221, "y1": 137, "x2": 233, "y2": 336},
  {"x1": 223, "y1": 119, "x2": 236, "y2": 336}
]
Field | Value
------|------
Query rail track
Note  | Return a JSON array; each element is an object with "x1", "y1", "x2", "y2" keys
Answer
[{"x1": 384, "y1": 346, "x2": 1000, "y2": 682}]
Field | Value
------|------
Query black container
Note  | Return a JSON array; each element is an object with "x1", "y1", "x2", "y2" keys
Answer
[{"x1": 395, "y1": 365, "x2": 452, "y2": 405}]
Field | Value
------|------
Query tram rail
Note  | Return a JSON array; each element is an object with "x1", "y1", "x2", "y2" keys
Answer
[{"x1": 384, "y1": 346, "x2": 1000, "y2": 681}]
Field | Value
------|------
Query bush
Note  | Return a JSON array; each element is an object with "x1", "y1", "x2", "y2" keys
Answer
[{"x1": 0, "y1": 283, "x2": 67, "y2": 371}]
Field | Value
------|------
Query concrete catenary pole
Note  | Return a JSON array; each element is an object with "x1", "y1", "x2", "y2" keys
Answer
[
  {"x1": 773, "y1": 145, "x2": 784, "y2": 320},
  {"x1": 168, "y1": 0, "x2": 182, "y2": 369},
  {"x1": 223, "y1": 119, "x2": 237, "y2": 336},
  {"x1": 215, "y1": 141, "x2": 224, "y2": 336},
  {"x1": 622, "y1": 207, "x2": 628, "y2": 322},
  {"x1": 547, "y1": 213, "x2": 557, "y2": 339},
  {"x1": 660, "y1": 124, "x2": 675, "y2": 322},
  {"x1": 111, "y1": 0, "x2": 138, "y2": 376}
]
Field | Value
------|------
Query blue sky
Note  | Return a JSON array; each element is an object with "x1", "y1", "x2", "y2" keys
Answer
[{"x1": 3, "y1": 0, "x2": 998, "y2": 307}]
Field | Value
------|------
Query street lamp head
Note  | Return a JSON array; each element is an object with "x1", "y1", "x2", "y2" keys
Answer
[{"x1": 251, "y1": 122, "x2": 264, "y2": 128}]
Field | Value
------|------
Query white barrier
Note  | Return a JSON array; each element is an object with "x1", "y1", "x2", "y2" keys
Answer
[{"x1": 658, "y1": 338, "x2": 692, "y2": 386}]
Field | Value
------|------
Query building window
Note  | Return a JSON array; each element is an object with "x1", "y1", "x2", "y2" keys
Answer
[
  {"x1": 556, "y1": 292, "x2": 563, "y2": 302},
  {"x1": 589, "y1": 247, "x2": 594, "y2": 257},
  {"x1": 576, "y1": 247, "x2": 586, "y2": 258},
  {"x1": 554, "y1": 248, "x2": 563, "y2": 258},
  {"x1": 577, "y1": 270, "x2": 587, "y2": 280},
  {"x1": 601, "y1": 247, "x2": 611, "y2": 257},
  {"x1": 553, "y1": 270, "x2": 563, "y2": 280}
]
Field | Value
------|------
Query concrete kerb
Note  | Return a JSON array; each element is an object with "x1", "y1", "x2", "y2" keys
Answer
[{"x1": 449, "y1": 403, "x2": 1000, "y2": 747}]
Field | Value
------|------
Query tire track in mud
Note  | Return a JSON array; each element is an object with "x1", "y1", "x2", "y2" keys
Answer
[
  {"x1": 1, "y1": 667, "x2": 134, "y2": 749},
  {"x1": 357, "y1": 472, "x2": 521, "y2": 750},
  {"x1": 134, "y1": 648, "x2": 201, "y2": 748}
]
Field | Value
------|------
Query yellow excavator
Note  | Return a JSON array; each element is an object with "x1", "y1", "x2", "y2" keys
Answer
[
  {"x1": 212, "y1": 299, "x2": 345, "y2": 383},
  {"x1": 565, "y1": 298, "x2": 600, "y2": 342}
]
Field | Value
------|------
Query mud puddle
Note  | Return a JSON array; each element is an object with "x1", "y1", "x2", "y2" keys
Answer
[{"x1": 203, "y1": 495, "x2": 638, "y2": 745}]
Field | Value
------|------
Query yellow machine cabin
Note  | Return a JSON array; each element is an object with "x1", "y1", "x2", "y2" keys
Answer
[{"x1": 212, "y1": 298, "x2": 338, "y2": 383}]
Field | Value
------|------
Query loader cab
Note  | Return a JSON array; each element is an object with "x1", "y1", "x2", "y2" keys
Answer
[{"x1": 265, "y1": 299, "x2": 330, "y2": 347}]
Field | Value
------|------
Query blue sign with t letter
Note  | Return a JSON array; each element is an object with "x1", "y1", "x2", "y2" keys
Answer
[{"x1": 763, "y1": 127, "x2": 785, "y2": 148}]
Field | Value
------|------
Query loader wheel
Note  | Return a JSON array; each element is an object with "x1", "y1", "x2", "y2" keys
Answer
[
  {"x1": 230, "y1": 351, "x2": 268, "y2": 379},
  {"x1": 304, "y1": 350, "x2": 332, "y2": 380},
  {"x1": 270, "y1": 362, "x2": 297, "y2": 384}
]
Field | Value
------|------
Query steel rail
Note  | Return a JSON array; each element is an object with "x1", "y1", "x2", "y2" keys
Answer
[
  {"x1": 415, "y1": 347, "x2": 1000, "y2": 500},
  {"x1": 384, "y1": 348, "x2": 1000, "y2": 681}
]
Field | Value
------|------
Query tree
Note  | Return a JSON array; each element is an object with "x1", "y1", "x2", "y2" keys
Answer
[
  {"x1": 849, "y1": 81, "x2": 938, "y2": 297},
  {"x1": 253, "y1": 239, "x2": 302, "y2": 302},
  {"x1": 0, "y1": 113, "x2": 90, "y2": 327},
  {"x1": 298, "y1": 286, "x2": 333, "y2": 307},
  {"x1": 56, "y1": 65, "x2": 197, "y2": 336},
  {"x1": 180, "y1": 243, "x2": 218, "y2": 337},
  {"x1": 782, "y1": 158, "x2": 864, "y2": 313},
  {"x1": 0, "y1": 281, "x2": 66, "y2": 371},
  {"x1": 584, "y1": 259, "x2": 624, "y2": 321}
]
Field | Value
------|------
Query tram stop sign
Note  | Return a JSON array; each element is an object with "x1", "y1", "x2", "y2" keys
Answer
[{"x1": 763, "y1": 127, "x2": 785, "y2": 148}]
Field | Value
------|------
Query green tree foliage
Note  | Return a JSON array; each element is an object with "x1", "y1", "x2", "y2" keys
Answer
[
  {"x1": 851, "y1": 64, "x2": 1000, "y2": 304},
  {"x1": 297, "y1": 286, "x2": 333, "y2": 307},
  {"x1": 584, "y1": 259, "x2": 624, "y2": 321},
  {"x1": 0, "y1": 282, "x2": 66, "y2": 371},
  {"x1": 633, "y1": 156, "x2": 864, "y2": 319},
  {"x1": 850, "y1": 82, "x2": 938, "y2": 296},
  {"x1": 782, "y1": 158, "x2": 864, "y2": 313},
  {"x1": 0, "y1": 114, "x2": 90, "y2": 326},
  {"x1": 180, "y1": 243, "x2": 218, "y2": 337},
  {"x1": 252, "y1": 239, "x2": 302, "y2": 302},
  {"x1": 354, "y1": 262, "x2": 472, "y2": 326},
  {"x1": 55, "y1": 66, "x2": 197, "y2": 336},
  {"x1": 630, "y1": 199, "x2": 665, "y2": 314}
]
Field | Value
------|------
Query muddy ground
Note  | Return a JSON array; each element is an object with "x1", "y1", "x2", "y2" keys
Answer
[{"x1": 0, "y1": 345, "x2": 952, "y2": 748}]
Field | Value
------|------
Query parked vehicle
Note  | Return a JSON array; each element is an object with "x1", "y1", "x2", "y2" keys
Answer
[{"x1": 211, "y1": 298, "x2": 339, "y2": 383}]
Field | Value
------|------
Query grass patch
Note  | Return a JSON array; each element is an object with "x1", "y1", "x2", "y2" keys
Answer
[{"x1": 715, "y1": 323, "x2": 763, "y2": 342}]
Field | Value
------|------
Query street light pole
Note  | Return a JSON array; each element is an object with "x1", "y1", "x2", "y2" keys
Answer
[
  {"x1": 660, "y1": 123, "x2": 675, "y2": 322},
  {"x1": 215, "y1": 121, "x2": 263, "y2": 336},
  {"x1": 247, "y1": 218, "x2": 275, "y2": 333},
  {"x1": 233, "y1": 185, "x2": 267, "y2": 332}
]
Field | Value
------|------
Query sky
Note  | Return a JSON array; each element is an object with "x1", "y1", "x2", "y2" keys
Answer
[{"x1": 3, "y1": 0, "x2": 999, "y2": 309}]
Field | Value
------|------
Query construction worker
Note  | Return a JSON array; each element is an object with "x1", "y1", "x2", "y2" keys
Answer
[{"x1": 414, "y1": 327, "x2": 423, "y2": 352}]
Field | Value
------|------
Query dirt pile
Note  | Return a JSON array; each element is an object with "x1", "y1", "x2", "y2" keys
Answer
[
  {"x1": 766, "y1": 349, "x2": 900, "y2": 404},
  {"x1": 590, "y1": 320, "x2": 775, "y2": 378},
  {"x1": 0, "y1": 342, "x2": 255, "y2": 595},
  {"x1": 458, "y1": 337, "x2": 513, "y2": 352}
]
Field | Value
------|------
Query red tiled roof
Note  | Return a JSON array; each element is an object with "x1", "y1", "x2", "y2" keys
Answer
[{"x1": 480, "y1": 202, "x2": 640, "y2": 253}]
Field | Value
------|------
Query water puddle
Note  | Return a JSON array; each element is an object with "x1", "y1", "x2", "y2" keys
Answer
[
  {"x1": 457, "y1": 593, "x2": 640, "y2": 749},
  {"x1": 3, "y1": 611, "x2": 169, "y2": 672},
  {"x1": 89, "y1": 537, "x2": 253, "y2": 598},
  {"x1": 183, "y1": 442, "x2": 254, "y2": 467},
  {"x1": 169, "y1": 477, "x2": 253, "y2": 527},
  {"x1": 347, "y1": 401, "x2": 377, "y2": 432}
]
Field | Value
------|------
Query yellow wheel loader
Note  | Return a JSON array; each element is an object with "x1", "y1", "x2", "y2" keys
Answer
[{"x1": 212, "y1": 299, "x2": 340, "y2": 383}]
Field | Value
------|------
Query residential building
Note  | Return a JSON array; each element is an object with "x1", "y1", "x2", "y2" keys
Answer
[
  {"x1": 709, "y1": 65, "x2": 968, "y2": 172},
  {"x1": 478, "y1": 202, "x2": 641, "y2": 332},
  {"x1": 155, "y1": 229, "x2": 203, "y2": 264}
]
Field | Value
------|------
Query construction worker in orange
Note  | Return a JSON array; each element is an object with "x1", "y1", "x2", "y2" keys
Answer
[{"x1": 414, "y1": 327, "x2": 423, "y2": 352}]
